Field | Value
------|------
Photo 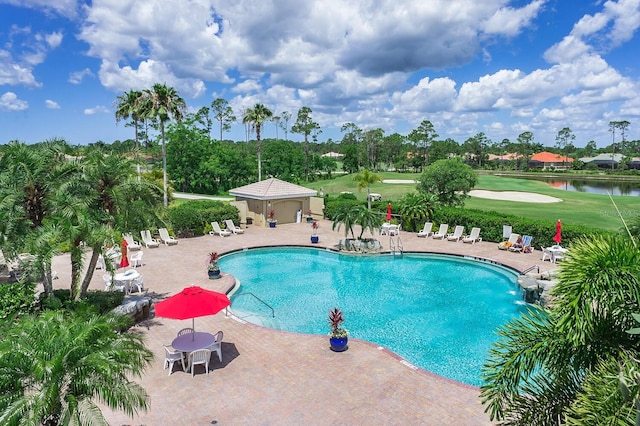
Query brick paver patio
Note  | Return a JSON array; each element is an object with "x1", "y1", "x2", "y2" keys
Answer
[{"x1": 50, "y1": 220, "x2": 556, "y2": 425}]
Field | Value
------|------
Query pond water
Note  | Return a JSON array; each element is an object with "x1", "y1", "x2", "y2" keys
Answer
[{"x1": 517, "y1": 176, "x2": 640, "y2": 196}]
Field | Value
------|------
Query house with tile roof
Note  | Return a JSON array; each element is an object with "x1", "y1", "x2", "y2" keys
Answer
[
  {"x1": 529, "y1": 151, "x2": 573, "y2": 170},
  {"x1": 579, "y1": 153, "x2": 625, "y2": 169},
  {"x1": 229, "y1": 178, "x2": 320, "y2": 226}
]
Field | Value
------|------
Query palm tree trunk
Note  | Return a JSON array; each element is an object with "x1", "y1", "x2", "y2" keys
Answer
[
  {"x1": 257, "y1": 125, "x2": 262, "y2": 181},
  {"x1": 79, "y1": 248, "x2": 101, "y2": 299},
  {"x1": 161, "y1": 122, "x2": 168, "y2": 207}
]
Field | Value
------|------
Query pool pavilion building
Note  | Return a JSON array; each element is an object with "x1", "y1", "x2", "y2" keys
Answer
[{"x1": 229, "y1": 178, "x2": 323, "y2": 227}]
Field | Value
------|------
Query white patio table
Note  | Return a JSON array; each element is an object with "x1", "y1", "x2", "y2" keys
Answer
[
  {"x1": 172, "y1": 332, "x2": 216, "y2": 369},
  {"x1": 546, "y1": 245, "x2": 568, "y2": 263}
]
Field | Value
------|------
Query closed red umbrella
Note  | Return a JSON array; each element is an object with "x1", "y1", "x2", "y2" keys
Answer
[
  {"x1": 553, "y1": 220, "x2": 562, "y2": 244},
  {"x1": 155, "y1": 285, "x2": 231, "y2": 333},
  {"x1": 119, "y1": 239, "x2": 129, "y2": 268},
  {"x1": 386, "y1": 203, "x2": 392, "y2": 221}
]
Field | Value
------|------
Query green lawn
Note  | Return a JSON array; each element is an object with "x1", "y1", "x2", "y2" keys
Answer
[{"x1": 309, "y1": 172, "x2": 637, "y2": 231}]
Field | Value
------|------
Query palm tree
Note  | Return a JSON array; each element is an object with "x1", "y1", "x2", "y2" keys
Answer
[
  {"x1": 354, "y1": 205, "x2": 383, "y2": 239},
  {"x1": 481, "y1": 235, "x2": 640, "y2": 424},
  {"x1": 242, "y1": 103, "x2": 273, "y2": 181},
  {"x1": 140, "y1": 83, "x2": 186, "y2": 207},
  {"x1": 353, "y1": 169, "x2": 382, "y2": 209},
  {"x1": 332, "y1": 205, "x2": 359, "y2": 240},
  {"x1": 397, "y1": 192, "x2": 438, "y2": 232},
  {"x1": 114, "y1": 89, "x2": 144, "y2": 177},
  {"x1": 0, "y1": 311, "x2": 153, "y2": 425}
]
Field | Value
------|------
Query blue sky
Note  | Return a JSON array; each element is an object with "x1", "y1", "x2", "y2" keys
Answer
[{"x1": 1, "y1": 0, "x2": 639, "y2": 147}]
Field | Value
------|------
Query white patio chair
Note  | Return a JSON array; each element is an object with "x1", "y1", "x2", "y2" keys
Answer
[
  {"x1": 96, "y1": 254, "x2": 106, "y2": 270},
  {"x1": 163, "y1": 345, "x2": 185, "y2": 376},
  {"x1": 210, "y1": 221, "x2": 231, "y2": 237},
  {"x1": 102, "y1": 273, "x2": 113, "y2": 291},
  {"x1": 189, "y1": 349, "x2": 212, "y2": 376},
  {"x1": 158, "y1": 228, "x2": 178, "y2": 245},
  {"x1": 130, "y1": 275, "x2": 144, "y2": 293},
  {"x1": 541, "y1": 247, "x2": 553, "y2": 262},
  {"x1": 140, "y1": 230, "x2": 160, "y2": 248},
  {"x1": 225, "y1": 219, "x2": 245, "y2": 235},
  {"x1": 206, "y1": 330, "x2": 223, "y2": 363},
  {"x1": 122, "y1": 233, "x2": 141, "y2": 251},
  {"x1": 177, "y1": 327, "x2": 195, "y2": 336},
  {"x1": 130, "y1": 250, "x2": 143, "y2": 268}
]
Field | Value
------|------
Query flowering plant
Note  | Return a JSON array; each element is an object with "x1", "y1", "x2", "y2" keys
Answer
[
  {"x1": 328, "y1": 307, "x2": 348, "y2": 338},
  {"x1": 207, "y1": 252, "x2": 220, "y2": 270},
  {"x1": 268, "y1": 209, "x2": 276, "y2": 222},
  {"x1": 311, "y1": 220, "x2": 319, "y2": 235}
]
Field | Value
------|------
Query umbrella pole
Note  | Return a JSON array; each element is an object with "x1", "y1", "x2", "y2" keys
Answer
[{"x1": 192, "y1": 318, "x2": 195, "y2": 340}]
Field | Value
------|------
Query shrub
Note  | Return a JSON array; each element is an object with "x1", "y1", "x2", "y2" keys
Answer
[
  {"x1": 0, "y1": 281, "x2": 37, "y2": 321},
  {"x1": 167, "y1": 200, "x2": 240, "y2": 237},
  {"x1": 432, "y1": 207, "x2": 609, "y2": 247},
  {"x1": 39, "y1": 289, "x2": 125, "y2": 315}
]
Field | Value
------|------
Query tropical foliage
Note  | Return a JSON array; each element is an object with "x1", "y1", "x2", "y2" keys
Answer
[
  {"x1": 353, "y1": 169, "x2": 382, "y2": 209},
  {"x1": 0, "y1": 311, "x2": 153, "y2": 425},
  {"x1": 242, "y1": 103, "x2": 273, "y2": 181},
  {"x1": 481, "y1": 235, "x2": 640, "y2": 425},
  {"x1": 396, "y1": 192, "x2": 438, "y2": 232}
]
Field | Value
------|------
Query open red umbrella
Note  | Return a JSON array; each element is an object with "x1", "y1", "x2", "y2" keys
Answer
[
  {"x1": 386, "y1": 203, "x2": 392, "y2": 221},
  {"x1": 119, "y1": 239, "x2": 129, "y2": 268},
  {"x1": 553, "y1": 220, "x2": 562, "y2": 244},
  {"x1": 155, "y1": 285, "x2": 231, "y2": 333}
]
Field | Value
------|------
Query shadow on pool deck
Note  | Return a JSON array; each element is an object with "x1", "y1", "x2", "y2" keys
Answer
[{"x1": 50, "y1": 221, "x2": 556, "y2": 425}]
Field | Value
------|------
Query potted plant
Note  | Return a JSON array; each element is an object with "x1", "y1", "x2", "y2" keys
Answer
[
  {"x1": 268, "y1": 209, "x2": 277, "y2": 228},
  {"x1": 305, "y1": 209, "x2": 314, "y2": 223},
  {"x1": 311, "y1": 220, "x2": 319, "y2": 243},
  {"x1": 207, "y1": 252, "x2": 221, "y2": 279},
  {"x1": 328, "y1": 307, "x2": 348, "y2": 352}
]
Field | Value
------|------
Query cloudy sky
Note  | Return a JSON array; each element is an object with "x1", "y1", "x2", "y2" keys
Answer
[{"x1": 1, "y1": 0, "x2": 639, "y2": 147}]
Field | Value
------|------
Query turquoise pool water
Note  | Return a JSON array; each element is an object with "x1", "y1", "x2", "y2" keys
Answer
[{"x1": 219, "y1": 247, "x2": 524, "y2": 386}]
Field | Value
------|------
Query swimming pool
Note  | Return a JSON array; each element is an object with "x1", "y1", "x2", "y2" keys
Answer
[{"x1": 220, "y1": 247, "x2": 525, "y2": 386}]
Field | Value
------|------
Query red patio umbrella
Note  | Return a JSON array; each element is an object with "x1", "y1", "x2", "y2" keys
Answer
[
  {"x1": 553, "y1": 220, "x2": 562, "y2": 244},
  {"x1": 119, "y1": 239, "x2": 129, "y2": 268},
  {"x1": 386, "y1": 203, "x2": 392, "y2": 221},
  {"x1": 154, "y1": 285, "x2": 231, "y2": 333}
]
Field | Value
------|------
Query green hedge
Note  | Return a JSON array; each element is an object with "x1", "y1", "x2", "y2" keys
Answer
[
  {"x1": 166, "y1": 200, "x2": 240, "y2": 237},
  {"x1": 431, "y1": 207, "x2": 610, "y2": 247},
  {"x1": 39, "y1": 289, "x2": 125, "y2": 314}
]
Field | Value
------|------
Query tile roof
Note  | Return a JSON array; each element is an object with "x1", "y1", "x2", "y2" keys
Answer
[
  {"x1": 530, "y1": 151, "x2": 573, "y2": 163},
  {"x1": 229, "y1": 178, "x2": 317, "y2": 200},
  {"x1": 579, "y1": 153, "x2": 625, "y2": 163}
]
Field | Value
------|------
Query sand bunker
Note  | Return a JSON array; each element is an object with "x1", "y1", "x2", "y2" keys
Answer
[{"x1": 469, "y1": 190, "x2": 562, "y2": 203}]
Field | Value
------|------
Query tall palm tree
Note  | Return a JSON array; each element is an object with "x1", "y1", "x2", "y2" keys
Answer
[
  {"x1": 353, "y1": 169, "x2": 382, "y2": 209},
  {"x1": 140, "y1": 83, "x2": 186, "y2": 207},
  {"x1": 354, "y1": 205, "x2": 383, "y2": 239},
  {"x1": 114, "y1": 89, "x2": 144, "y2": 177},
  {"x1": 242, "y1": 103, "x2": 273, "y2": 181},
  {"x1": 332, "y1": 205, "x2": 360, "y2": 240},
  {"x1": 481, "y1": 235, "x2": 640, "y2": 424},
  {"x1": 0, "y1": 311, "x2": 153, "y2": 425}
]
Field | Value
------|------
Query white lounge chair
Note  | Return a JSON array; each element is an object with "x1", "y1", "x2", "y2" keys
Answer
[
  {"x1": 510, "y1": 235, "x2": 533, "y2": 253},
  {"x1": 140, "y1": 230, "x2": 160, "y2": 248},
  {"x1": 432, "y1": 224, "x2": 449, "y2": 239},
  {"x1": 122, "y1": 233, "x2": 141, "y2": 251},
  {"x1": 502, "y1": 225, "x2": 512, "y2": 241},
  {"x1": 158, "y1": 228, "x2": 178, "y2": 245},
  {"x1": 462, "y1": 227, "x2": 482, "y2": 244},
  {"x1": 498, "y1": 233, "x2": 520, "y2": 250},
  {"x1": 417, "y1": 222, "x2": 433, "y2": 238},
  {"x1": 225, "y1": 219, "x2": 244, "y2": 235},
  {"x1": 447, "y1": 225, "x2": 464, "y2": 242},
  {"x1": 210, "y1": 221, "x2": 232, "y2": 237}
]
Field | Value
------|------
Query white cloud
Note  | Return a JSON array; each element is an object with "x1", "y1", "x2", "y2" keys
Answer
[
  {"x1": 2, "y1": 0, "x2": 79, "y2": 18},
  {"x1": 83, "y1": 105, "x2": 110, "y2": 115},
  {"x1": 0, "y1": 50, "x2": 40, "y2": 86},
  {"x1": 0, "y1": 92, "x2": 28, "y2": 111},
  {"x1": 481, "y1": 0, "x2": 545, "y2": 37},
  {"x1": 45, "y1": 31, "x2": 63, "y2": 48},
  {"x1": 68, "y1": 68, "x2": 94, "y2": 84},
  {"x1": 45, "y1": 99, "x2": 60, "y2": 109}
]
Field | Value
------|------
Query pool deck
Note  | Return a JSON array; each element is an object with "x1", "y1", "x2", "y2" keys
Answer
[{"x1": 50, "y1": 221, "x2": 557, "y2": 425}]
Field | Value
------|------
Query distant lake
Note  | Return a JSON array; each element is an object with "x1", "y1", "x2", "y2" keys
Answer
[{"x1": 518, "y1": 177, "x2": 640, "y2": 197}]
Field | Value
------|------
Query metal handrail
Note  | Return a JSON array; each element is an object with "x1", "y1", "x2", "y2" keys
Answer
[
  {"x1": 233, "y1": 292, "x2": 275, "y2": 317},
  {"x1": 521, "y1": 264, "x2": 540, "y2": 275}
]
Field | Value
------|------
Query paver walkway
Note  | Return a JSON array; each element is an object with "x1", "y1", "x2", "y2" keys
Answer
[{"x1": 50, "y1": 221, "x2": 556, "y2": 425}]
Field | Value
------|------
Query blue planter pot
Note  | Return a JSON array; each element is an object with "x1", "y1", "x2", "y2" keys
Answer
[
  {"x1": 269, "y1": 221, "x2": 277, "y2": 228},
  {"x1": 311, "y1": 235, "x2": 319, "y2": 243},
  {"x1": 208, "y1": 269, "x2": 221, "y2": 279},
  {"x1": 329, "y1": 336, "x2": 348, "y2": 352}
]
